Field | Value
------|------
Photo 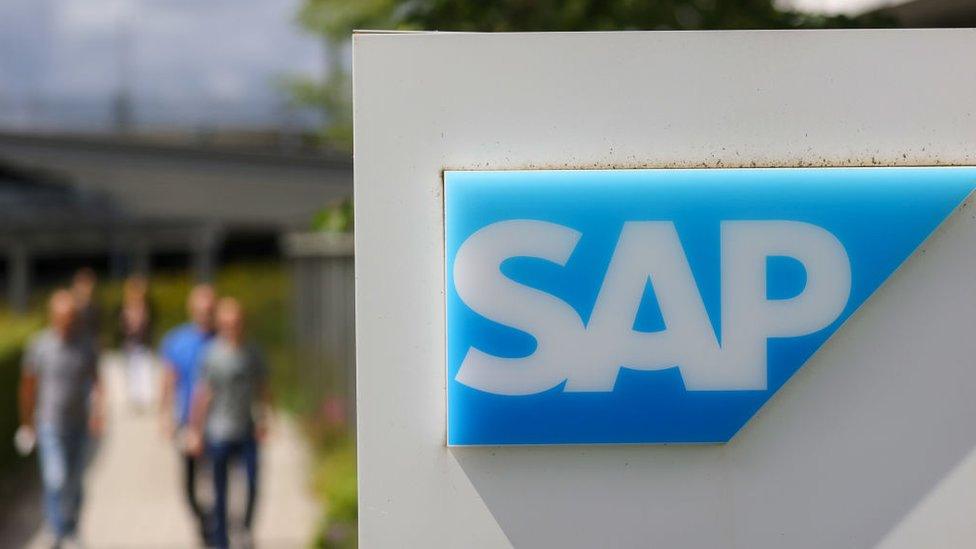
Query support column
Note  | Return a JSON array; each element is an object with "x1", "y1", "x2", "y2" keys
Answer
[
  {"x1": 109, "y1": 236, "x2": 128, "y2": 280},
  {"x1": 192, "y1": 224, "x2": 223, "y2": 283},
  {"x1": 7, "y1": 244, "x2": 30, "y2": 313},
  {"x1": 132, "y1": 237, "x2": 151, "y2": 277}
]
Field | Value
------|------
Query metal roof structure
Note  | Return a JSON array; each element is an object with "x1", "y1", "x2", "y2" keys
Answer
[
  {"x1": 0, "y1": 162, "x2": 124, "y2": 231},
  {"x1": 0, "y1": 132, "x2": 352, "y2": 232}
]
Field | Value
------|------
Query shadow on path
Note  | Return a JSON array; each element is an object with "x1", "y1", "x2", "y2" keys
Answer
[{"x1": 0, "y1": 459, "x2": 43, "y2": 547}]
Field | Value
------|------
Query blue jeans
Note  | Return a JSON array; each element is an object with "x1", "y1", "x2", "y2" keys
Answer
[
  {"x1": 208, "y1": 437, "x2": 258, "y2": 548},
  {"x1": 37, "y1": 423, "x2": 89, "y2": 538}
]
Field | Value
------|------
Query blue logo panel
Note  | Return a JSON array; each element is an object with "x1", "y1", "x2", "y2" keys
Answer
[{"x1": 445, "y1": 167, "x2": 976, "y2": 445}]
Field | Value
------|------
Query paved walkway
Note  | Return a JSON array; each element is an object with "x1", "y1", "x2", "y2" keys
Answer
[{"x1": 23, "y1": 354, "x2": 321, "y2": 548}]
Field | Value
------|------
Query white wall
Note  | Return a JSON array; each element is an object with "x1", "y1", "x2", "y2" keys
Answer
[{"x1": 354, "y1": 30, "x2": 976, "y2": 548}]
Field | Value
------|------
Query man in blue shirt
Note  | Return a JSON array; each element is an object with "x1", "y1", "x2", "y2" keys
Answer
[{"x1": 159, "y1": 284, "x2": 216, "y2": 545}]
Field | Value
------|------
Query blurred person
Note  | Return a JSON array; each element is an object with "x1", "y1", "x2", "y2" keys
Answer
[
  {"x1": 70, "y1": 268, "x2": 101, "y2": 346},
  {"x1": 116, "y1": 276, "x2": 156, "y2": 411},
  {"x1": 159, "y1": 284, "x2": 216, "y2": 545},
  {"x1": 188, "y1": 298, "x2": 272, "y2": 549},
  {"x1": 18, "y1": 290, "x2": 104, "y2": 548}
]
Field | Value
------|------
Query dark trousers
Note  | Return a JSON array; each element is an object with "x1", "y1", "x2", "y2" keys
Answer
[
  {"x1": 181, "y1": 451, "x2": 209, "y2": 539},
  {"x1": 38, "y1": 424, "x2": 89, "y2": 539},
  {"x1": 208, "y1": 437, "x2": 258, "y2": 549}
]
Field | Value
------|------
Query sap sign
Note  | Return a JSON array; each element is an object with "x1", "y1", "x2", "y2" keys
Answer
[
  {"x1": 454, "y1": 219, "x2": 849, "y2": 395},
  {"x1": 445, "y1": 168, "x2": 976, "y2": 445}
]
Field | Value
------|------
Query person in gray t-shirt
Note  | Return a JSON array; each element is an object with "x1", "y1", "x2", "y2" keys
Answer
[
  {"x1": 188, "y1": 297, "x2": 271, "y2": 548},
  {"x1": 19, "y1": 289, "x2": 104, "y2": 545},
  {"x1": 201, "y1": 337, "x2": 267, "y2": 441},
  {"x1": 23, "y1": 328, "x2": 99, "y2": 431}
]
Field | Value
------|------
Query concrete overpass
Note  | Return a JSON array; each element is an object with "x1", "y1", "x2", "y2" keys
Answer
[{"x1": 0, "y1": 131, "x2": 352, "y2": 307}]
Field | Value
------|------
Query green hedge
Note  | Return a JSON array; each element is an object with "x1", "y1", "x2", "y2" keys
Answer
[
  {"x1": 312, "y1": 435, "x2": 357, "y2": 549},
  {"x1": 0, "y1": 312, "x2": 43, "y2": 470}
]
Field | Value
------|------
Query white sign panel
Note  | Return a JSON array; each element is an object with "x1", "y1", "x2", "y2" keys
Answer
[{"x1": 355, "y1": 30, "x2": 976, "y2": 548}]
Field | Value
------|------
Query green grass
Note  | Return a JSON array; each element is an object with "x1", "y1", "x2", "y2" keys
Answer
[{"x1": 310, "y1": 433, "x2": 357, "y2": 549}]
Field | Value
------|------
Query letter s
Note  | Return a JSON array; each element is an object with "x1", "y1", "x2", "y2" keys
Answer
[{"x1": 452, "y1": 220, "x2": 584, "y2": 395}]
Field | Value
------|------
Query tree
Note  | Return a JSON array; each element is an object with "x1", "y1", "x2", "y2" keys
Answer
[{"x1": 292, "y1": 0, "x2": 892, "y2": 151}]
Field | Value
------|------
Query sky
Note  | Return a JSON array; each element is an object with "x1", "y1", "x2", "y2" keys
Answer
[
  {"x1": 0, "y1": 0, "x2": 903, "y2": 133},
  {"x1": 781, "y1": 0, "x2": 904, "y2": 15},
  {"x1": 0, "y1": 0, "x2": 326, "y2": 132}
]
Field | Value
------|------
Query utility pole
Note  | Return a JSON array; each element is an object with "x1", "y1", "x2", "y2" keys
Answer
[{"x1": 112, "y1": 8, "x2": 134, "y2": 133}]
